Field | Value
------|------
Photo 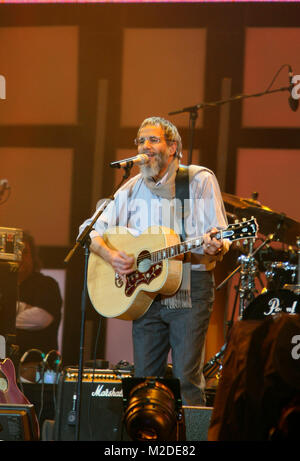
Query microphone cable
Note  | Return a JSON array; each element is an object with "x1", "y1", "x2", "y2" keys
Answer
[
  {"x1": 17, "y1": 348, "x2": 46, "y2": 426},
  {"x1": 42, "y1": 350, "x2": 62, "y2": 419},
  {"x1": 18, "y1": 348, "x2": 46, "y2": 393}
]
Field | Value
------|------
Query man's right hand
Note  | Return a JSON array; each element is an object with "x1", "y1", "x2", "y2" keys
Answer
[
  {"x1": 109, "y1": 249, "x2": 135, "y2": 275},
  {"x1": 90, "y1": 235, "x2": 135, "y2": 276}
]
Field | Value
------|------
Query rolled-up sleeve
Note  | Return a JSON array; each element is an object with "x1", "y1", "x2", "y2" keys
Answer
[{"x1": 188, "y1": 168, "x2": 229, "y2": 268}]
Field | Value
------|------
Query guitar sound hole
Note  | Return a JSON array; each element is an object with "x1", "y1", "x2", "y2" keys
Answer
[{"x1": 137, "y1": 250, "x2": 152, "y2": 273}]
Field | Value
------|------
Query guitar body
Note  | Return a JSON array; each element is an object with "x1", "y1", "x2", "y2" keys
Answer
[
  {"x1": 0, "y1": 358, "x2": 40, "y2": 439},
  {"x1": 0, "y1": 358, "x2": 28, "y2": 405},
  {"x1": 87, "y1": 225, "x2": 183, "y2": 320},
  {"x1": 87, "y1": 218, "x2": 258, "y2": 320}
]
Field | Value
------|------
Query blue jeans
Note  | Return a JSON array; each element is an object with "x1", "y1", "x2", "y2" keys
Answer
[{"x1": 132, "y1": 270, "x2": 215, "y2": 406}]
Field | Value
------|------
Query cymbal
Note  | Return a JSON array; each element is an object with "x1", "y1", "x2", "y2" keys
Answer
[{"x1": 222, "y1": 192, "x2": 300, "y2": 246}]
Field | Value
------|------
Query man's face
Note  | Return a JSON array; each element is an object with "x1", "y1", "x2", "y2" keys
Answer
[{"x1": 136, "y1": 125, "x2": 176, "y2": 179}]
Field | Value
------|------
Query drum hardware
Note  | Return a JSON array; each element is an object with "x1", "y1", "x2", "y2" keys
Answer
[
  {"x1": 283, "y1": 284, "x2": 300, "y2": 295},
  {"x1": 265, "y1": 261, "x2": 298, "y2": 291},
  {"x1": 283, "y1": 235, "x2": 300, "y2": 294},
  {"x1": 238, "y1": 240, "x2": 259, "y2": 317},
  {"x1": 243, "y1": 236, "x2": 300, "y2": 319},
  {"x1": 203, "y1": 231, "x2": 272, "y2": 381},
  {"x1": 256, "y1": 246, "x2": 297, "y2": 273},
  {"x1": 204, "y1": 193, "x2": 300, "y2": 384},
  {"x1": 203, "y1": 344, "x2": 226, "y2": 381},
  {"x1": 217, "y1": 233, "x2": 275, "y2": 317}
]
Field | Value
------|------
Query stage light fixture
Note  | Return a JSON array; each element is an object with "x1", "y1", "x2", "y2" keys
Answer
[{"x1": 122, "y1": 377, "x2": 184, "y2": 441}]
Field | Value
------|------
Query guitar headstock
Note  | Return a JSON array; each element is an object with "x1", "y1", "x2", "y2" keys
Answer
[{"x1": 223, "y1": 217, "x2": 258, "y2": 242}]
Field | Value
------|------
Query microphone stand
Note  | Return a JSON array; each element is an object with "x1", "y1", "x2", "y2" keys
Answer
[
  {"x1": 168, "y1": 84, "x2": 291, "y2": 165},
  {"x1": 64, "y1": 164, "x2": 133, "y2": 441}
]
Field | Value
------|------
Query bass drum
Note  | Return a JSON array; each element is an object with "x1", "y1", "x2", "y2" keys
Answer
[{"x1": 242, "y1": 289, "x2": 299, "y2": 320}]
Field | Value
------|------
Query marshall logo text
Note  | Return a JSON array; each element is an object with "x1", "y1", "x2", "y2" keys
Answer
[{"x1": 91, "y1": 384, "x2": 123, "y2": 398}]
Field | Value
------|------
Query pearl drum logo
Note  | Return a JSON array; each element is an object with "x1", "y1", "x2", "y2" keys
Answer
[{"x1": 264, "y1": 296, "x2": 298, "y2": 316}]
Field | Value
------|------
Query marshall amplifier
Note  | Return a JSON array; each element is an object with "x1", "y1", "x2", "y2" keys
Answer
[{"x1": 53, "y1": 367, "x2": 132, "y2": 441}]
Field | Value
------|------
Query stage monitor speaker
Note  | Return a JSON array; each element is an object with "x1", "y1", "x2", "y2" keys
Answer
[
  {"x1": 183, "y1": 406, "x2": 213, "y2": 441},
  {"x1": 0, "y1": 403, "x2": 38, "y2": 441},
  {"x1": 53, "y1": 367, "x2": 132, "y2": 441}
]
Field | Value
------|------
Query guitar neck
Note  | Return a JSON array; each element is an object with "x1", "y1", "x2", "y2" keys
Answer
[
  {"x1": 149, "y1": 218, "x2": 258, "y2": 263},
  {"x1": 151, "y1": 229, "x2": 226, "y2": 263}
]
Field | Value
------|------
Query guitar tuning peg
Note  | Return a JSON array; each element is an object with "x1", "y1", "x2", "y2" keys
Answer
[
  {"x1": 242, "y1": 218, "x2": 246, "y2": 222},
  {"x1": 234, "y1": 219, "x2": 239, "y2": 224}
]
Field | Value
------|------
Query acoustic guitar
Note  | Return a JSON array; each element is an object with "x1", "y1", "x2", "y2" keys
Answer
[
  {"x1": 0, "y1": 358, "x2": 40, "y2": 440},
  {"x1": 87, "y1": 218, "x2": 258, "y2": 320}
]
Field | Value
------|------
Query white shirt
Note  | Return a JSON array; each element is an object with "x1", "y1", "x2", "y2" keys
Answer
[{"x1": 79, "y1": 165, "x2": 228, "y2": 271}]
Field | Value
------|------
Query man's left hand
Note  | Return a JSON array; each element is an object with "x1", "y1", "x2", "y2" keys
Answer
[{"x1": 203, "y1": 227, "x2": 223, "y2": 256}]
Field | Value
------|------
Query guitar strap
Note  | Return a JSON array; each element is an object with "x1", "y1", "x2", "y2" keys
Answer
[
  {"x1": 160, "y1": 163, "x2": 192, "y2": 308},
  {"x1": 175, "y1": 164, "x2": 190, "y2": 242}
]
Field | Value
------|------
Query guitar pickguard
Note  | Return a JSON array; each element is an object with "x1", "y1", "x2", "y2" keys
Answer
[{"x1": 124, "y1": 262, "x2": 163, "y2": 296}]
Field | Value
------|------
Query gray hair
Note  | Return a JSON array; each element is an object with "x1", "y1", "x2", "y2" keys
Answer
[{"x1": 138, "y1": 116, "x2": 182, "y2": 158}]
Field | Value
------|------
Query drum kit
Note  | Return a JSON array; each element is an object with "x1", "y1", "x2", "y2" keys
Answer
[{"x1": 203, "y1": 192, "x2": 300, "y2": 383}]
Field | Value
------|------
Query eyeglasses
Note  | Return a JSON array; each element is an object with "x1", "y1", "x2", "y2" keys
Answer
[{"x1": 134, "y1": 136, "x2": 163, "y2": 146}]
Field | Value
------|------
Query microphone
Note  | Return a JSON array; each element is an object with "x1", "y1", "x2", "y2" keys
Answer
[
  {"x1": 288, "y1": 66, "x2": 299, "y2": 112},
  {"x1": 110, "y1": 154, "x2": 149, "y2": 169}
]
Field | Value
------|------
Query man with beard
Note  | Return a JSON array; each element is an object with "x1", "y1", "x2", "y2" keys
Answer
[{"x1": 79, "y1": 116, "x2": 229, "y2": 405}]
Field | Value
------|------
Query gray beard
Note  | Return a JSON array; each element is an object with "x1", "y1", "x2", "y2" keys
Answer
[
  {"x1": 140, "y1": 162, "x2": 160, "y2": 179},
  {"x1": 139, "y1": 154, "x2": 166, "y2": 179}
]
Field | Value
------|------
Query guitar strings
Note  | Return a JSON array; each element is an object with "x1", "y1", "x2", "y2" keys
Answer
[
  {"x1": 134, "y1": 222, "x2": 251, "y2": 263},
  {"x1": 129, "y1": 224, "x2": 244, "y2": 266},
  {"x1": 135, "y1": 236, "x2": 205, "y2": 264}
]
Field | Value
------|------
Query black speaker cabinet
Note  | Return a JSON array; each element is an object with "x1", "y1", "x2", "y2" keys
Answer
[
  {"x1": 53, "y1": 367, "x2": 132, "y2": 441},
  {"x1": 183, "y1": 406, "x2": 213, "y2": 441},
  {"x1": 22, "y1": 383, "x2": 57, "y2": 427}
]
